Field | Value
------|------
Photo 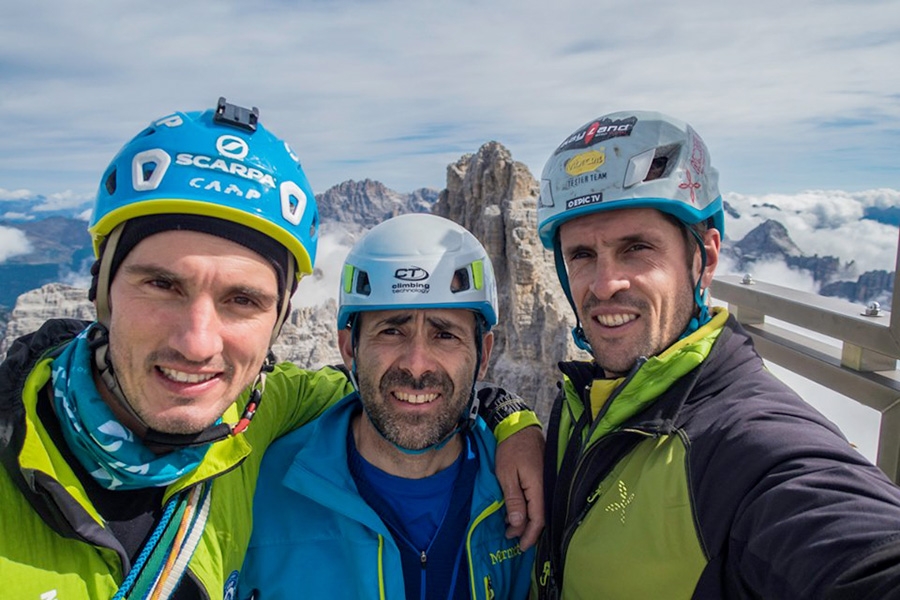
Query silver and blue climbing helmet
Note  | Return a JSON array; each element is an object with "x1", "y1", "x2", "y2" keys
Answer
[
  {"x1": 537, "y1": 110, "x2": 724, "y2": 350},
  {"x1": 338, "y1": 213, "x2": 498, "y2": 331}
]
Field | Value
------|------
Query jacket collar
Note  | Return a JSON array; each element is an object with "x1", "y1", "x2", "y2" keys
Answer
[{"x1": 558, "y1": 311, "x2": 748, "y2": 436}]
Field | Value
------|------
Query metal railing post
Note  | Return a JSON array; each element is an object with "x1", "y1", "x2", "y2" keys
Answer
[{"x1": 710, "y1": 228, "x2": 900, "y2": 483}]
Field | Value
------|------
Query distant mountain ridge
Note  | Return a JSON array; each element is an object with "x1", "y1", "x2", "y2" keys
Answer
[
  {"x1": 865, "y1": 206, "x2": 900, "y2": 227},
  {"x1": 0, "y1": 216, "x2": 94, "y2": 309},
  {"x1": 316, "y1": 178, "x2": 439, "y2": 230}
]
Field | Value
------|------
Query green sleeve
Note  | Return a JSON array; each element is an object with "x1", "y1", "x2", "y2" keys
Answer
[{"x1": 260, "y1": 362, "x2": 355, "y2": 440}]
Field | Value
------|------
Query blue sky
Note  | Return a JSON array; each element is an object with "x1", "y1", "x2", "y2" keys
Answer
[{"x1": 1, "y1": 0, "x2": 899, "y2": 199}]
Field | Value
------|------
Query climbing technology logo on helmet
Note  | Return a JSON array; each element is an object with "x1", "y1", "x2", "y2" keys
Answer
[
  {"x1": 555, "y1": 116, "x2": 638, "y2": 155},
  {"x1": 393, "y1": 266, "x2": 430, "y2": 294},
  {"x1": 565, "y1": 149, "x2": 606, "y2": 176},
  {"x1": 394, "y1": 267, "x2": 429, "y2": 282},
  {"x1": 216, "y1": 135, "x2": 249, "y2": 160}
]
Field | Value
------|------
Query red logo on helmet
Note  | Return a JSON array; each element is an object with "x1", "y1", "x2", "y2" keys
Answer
[
  {"x1": 679, "y1": 170, "x2": 701, "y2": 204},
  {"x1": 554, "y1": 116, "x2": 638, "y2": 155},
  {"x1": 583, "y1": 122, "x2": 601, "y2": 146}
]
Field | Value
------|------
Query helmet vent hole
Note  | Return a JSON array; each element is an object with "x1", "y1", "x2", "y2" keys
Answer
[
  {"x1": 104, "y1": 170, "x2": 117, "y2": 195},
  {"x1": 645, "y1": 157, "x2": 669, "y2": 182},
  {"x1": 644, "y1": 143, "x2": 681, "y2": 182},
  {"x1": 451, "y1": 268, "x2": 470, "y2": 293},
  {"x1": 355, "y1": 271, "x2": 371, "y2": 296}
]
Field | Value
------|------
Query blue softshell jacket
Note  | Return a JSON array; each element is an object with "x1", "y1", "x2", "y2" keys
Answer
[{"x1": 239, "y1": 393, "x2": 534, "y2": 599}]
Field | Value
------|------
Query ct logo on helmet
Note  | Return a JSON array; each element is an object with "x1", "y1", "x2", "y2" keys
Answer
[
  {"x1": 394, "y1": 267, "x2": 429, "y2": 282},
  {"x1": 216, "y1": 135, "x2": 249, "y2": 160}
]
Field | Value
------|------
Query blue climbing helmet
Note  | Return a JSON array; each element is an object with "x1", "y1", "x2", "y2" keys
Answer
[
  {"x1": 90, "y1": 97, "x2": 319, "y2": 334},
  {"x1": 537, "y1": 110, "x2": 724, "y2": 350},
  {"x1": 85, "y1": 98, "x2": 320, "y2": 445}
]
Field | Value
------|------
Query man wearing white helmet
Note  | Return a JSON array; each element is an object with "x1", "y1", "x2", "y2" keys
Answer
[
  {"x1": 533, "y1": 111, "x2": 900, "y2": 598},
  {"x1": 0, "y1": 99, "x2": 542, "y2": 599},
  {"x1": 240, "y1": 213, "x2": 535, "y2": 599}
]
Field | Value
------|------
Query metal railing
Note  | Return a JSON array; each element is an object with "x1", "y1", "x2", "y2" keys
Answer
[{"x1": 710, "y1": 229, "x2": 900, "y2": 484}]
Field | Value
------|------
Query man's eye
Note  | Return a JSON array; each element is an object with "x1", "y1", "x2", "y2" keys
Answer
[
  {"x1": 148, "y1": 279, "x2": 173, "y2": 290},
  {"x1": 567, "y1": 250, "x2": 590, "y2": 261}
]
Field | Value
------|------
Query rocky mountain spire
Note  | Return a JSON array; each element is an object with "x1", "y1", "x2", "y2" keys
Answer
[{"x1": 434, "y1": 141, "x2": 587, "y2": 423}]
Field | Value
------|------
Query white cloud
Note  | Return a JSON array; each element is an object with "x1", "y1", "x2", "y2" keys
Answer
[
  {"x1": 718, "y1": 255, "x2": 822, "y2": 293},
  {"x1": 725, "y1": 189, "x2": 899, "y2": 274},
  {"x1": 0, "y1": 226, "x2": 32, "y2": 262},
  {"x1": 1, "y1": 212, "x2": 33, "y2": 221},
  {"x1": 60, "y1": 269, "x2": 93, "y2": 290},
  {"x1": 31, "y1": 190, "x2": 94, "y2": 212},
  {"x1": 0, "y1": 188, "x2": 35, "y2": 201}
]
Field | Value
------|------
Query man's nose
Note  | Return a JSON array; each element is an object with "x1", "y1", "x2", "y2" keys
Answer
[
  {"x1": 396, "y1": 333, "x2": 439, "y2": 379},
  {"x1": 169, "y1": 297, "x2": 224, "y2": 361},
  {"x1": 589, "y1": 264, "x2": 630, "y2": 301}
]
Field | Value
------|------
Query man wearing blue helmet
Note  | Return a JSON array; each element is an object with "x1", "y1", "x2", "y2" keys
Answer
[
  {"x1": 0, "y1": 99, "x2": 543, "y2": 599},
  {"x1": 533, "y1": 111, "x2": 900, "y2": 598},
  {"x1": 240, "y1": 214, "x2": 535, "y2": 599}
]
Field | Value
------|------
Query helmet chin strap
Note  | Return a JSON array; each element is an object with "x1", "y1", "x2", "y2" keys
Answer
[
  {"x1": 348, "y1": 314, "x2": 484, "y2": 456},
  {"x1": 679, "y1": 228, "x2": 712, "y2": 340},
  {"x1": 552, "y1": 234, "x2": 593, "y2": 353},
  {"x1": 93, "y1": 224, "x2": 125, "y2": 327},
  {"x1": 270, "y1": 253, "x2": 296, "y2": 346}
]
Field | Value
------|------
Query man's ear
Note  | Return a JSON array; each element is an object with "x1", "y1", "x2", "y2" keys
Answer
[
  {"x1": 337, "y1": 328, "x2": 354, "y2": 371},
  {"x1": 477, "y1": 331, "x2": 494, "y2": 380},
  {"x1": 699, "y1": 227, "x2": 721, "y2": 289}
]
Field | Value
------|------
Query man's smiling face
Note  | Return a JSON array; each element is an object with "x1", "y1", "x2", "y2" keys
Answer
[
  {"x1": 104, "y1": 229, "x2": 279, "y2": 435},
  {"x1": 559, "y1": 208, "x2": 702, "y2": 377},
  {"x1": 343, "y1": 308, "x2": 488, "y2": 451}
]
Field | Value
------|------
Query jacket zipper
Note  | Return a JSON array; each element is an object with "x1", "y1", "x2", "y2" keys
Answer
[
  {"x1": 554, "y1": 358, "x2": 649, "y2": 584},
  {"x1": 558, "y1": 428, "x2": 655, "y2": 563}
]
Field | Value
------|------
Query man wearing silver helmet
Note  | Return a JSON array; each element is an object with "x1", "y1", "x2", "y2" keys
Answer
[
  {"x1": 0, "y1": 99, "x2": 543, "y2": 599},
  {"x1": 240, "y1": 213, "x2": 535, "y2": 599},
  {"x1": 533, "y1": 111, "x2": 900, "y2": 598}
]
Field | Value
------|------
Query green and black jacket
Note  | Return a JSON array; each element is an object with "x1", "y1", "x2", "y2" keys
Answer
[{"x1": 535, "y1": 311, "x2": 900, "y2": 599}]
